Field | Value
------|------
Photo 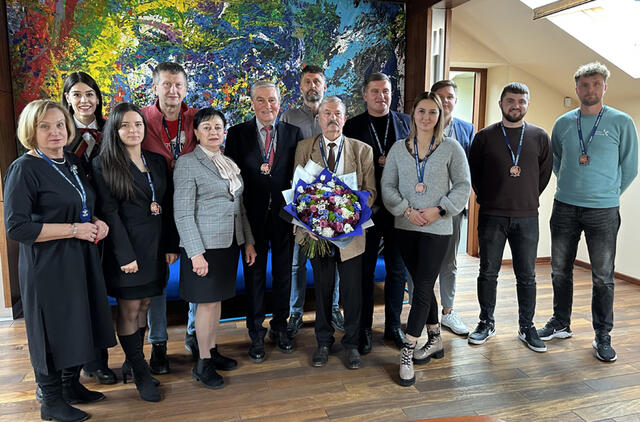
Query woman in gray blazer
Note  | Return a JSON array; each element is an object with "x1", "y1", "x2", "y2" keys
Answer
[
  {"x1": 381, "y1": 92, "x2": 470, "y2": 387},
  {"x1": 173, "y1": 108, "x2": 256, "y2": 389}
]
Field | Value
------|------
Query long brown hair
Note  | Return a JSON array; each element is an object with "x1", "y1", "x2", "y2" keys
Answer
[{"x1": 408, "y1": 91, "x2": 445, "y2": 147}]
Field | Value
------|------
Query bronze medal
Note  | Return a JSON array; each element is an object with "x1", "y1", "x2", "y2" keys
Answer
[
  {"x1": 579, "y1": 154, "x2": 590, "y2": 166},
  {"x1": 415, "y1": 182, "x2": 426, "y2": 194},
  {"x1": 260, "y1": 163, "x2": 271, "y2": 175},
  {"x1": 150, "y1": 202, "x2": 162, "y2": 215},
  {"x1": 378, "y1": 155, "x2": 386, "y2": 166},
  {"x1": 509, "y1": 165, "x2": 521, "y2": 177}
]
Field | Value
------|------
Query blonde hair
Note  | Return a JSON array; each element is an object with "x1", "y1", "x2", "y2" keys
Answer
[
  {"x1": 408, "y1": 91, "x2": 444, "y2": 146},
  {"x1": 16, "y1": 100, "x2": 75, "y2": 150},
  {"x1": 574, "y1": 62, "x2": 610, "y2": 84}
]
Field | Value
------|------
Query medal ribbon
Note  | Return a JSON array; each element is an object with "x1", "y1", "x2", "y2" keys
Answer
[
  {"x1": 36, "y1": 149, "x2": 90, "y2": 222},
  {"x1": 577, "y1": 106, "x2": 605, "y2": 157},
  {"x1": 318, "y1": 135, "x2": 345, "y2": 172},
  {"x1": 500, "y1": 122, "x2": 526, "y2": 167},
  {"x1": 368, "y1": 114, "x2": 391, "y2": 156},
  {"x1": 140, "y1": 152, "x2": 157, "y2": 204},
  {"x1": 162, "y1": 113, "x2": 182, "y2": 160},
  {"x1": 413, "y1": 136, "x2": 436, "y2": 185}
]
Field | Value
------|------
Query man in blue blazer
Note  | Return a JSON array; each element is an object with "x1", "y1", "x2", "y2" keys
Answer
[
  {"x1": 430, "y1": 79, "x2": 475, "y2": 337},
  {"x1": 343, "y1": 72, "x2": 411, "y2": 353},
  {"x1": 224, "y1": 81, "x2": 304, "y2": 363}
]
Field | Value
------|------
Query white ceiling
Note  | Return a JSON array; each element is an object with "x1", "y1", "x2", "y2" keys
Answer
[{"x1": 451, "y1": 0, "x2": 640, "y2": 105}]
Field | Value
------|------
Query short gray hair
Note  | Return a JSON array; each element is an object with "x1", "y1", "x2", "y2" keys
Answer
[
  {"x1": 574, "y1": 62, "x2": 610, "y2": 84},
  {"x1": 250, "y1": 80, "x2": 281, "y2": 102},
  {"x1": 318, "y1": 96, "x2": 346, "y2": 114}
]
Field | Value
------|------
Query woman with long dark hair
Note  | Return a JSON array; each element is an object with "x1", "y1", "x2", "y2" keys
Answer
[
  {"x1": 92, "y1": 103, "x2": 178, "y2": 402},
  {"x1": 62, "y1": 72, "x2": 106, "y2": 171},
  {"x1": 381, "y1": 92, "x2": 470, "y2": 387},
  {"x1": 4, "y1": 99, "x2": 116, "y2": 422}
]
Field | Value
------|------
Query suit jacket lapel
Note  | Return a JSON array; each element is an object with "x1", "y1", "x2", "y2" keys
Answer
[
  {"x1": 194, "y1": 146, "x2": 222, "y2": 178},
  {"x1": 392, "y1": 111, "x2": 409, "y2": 142},
  {"x1": 248, "y1": 118, "x2": 264, "y2": 167},
  {"x1": 342, "y1": 137, "x2": 356, "y2": 174},
  {"x1": 271, "y1": 121, "x2": 285, "y2": 170}
]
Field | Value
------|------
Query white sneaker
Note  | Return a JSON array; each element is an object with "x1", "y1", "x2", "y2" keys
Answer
[{"x1": 441, "y1": 310, "x2": 469, "y2": 335}]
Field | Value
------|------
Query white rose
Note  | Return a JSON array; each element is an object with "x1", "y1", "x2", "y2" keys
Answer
[
  {"x1": 321, "y1": 227, "x2": 334, "y2": 238},
  {"x1": 344, "y1": 224, "x2": 354, "y2": 233}
]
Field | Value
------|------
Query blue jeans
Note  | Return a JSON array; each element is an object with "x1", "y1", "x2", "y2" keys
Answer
[
  {"x1": 550, "y1": 200, "x2": 619, "y2": 334},
  {"x1": 187, "y1": 302, "x2": 197, "y2": 335},
  {"x1": 147, "y1": 289, "x2": 168, "y2": 344},
  {"x1": 477, "y1": 214, "x2": 539, "y2": 328},
  {"x1": 290, "y1": 242, "x2": 340, "y2": 314}
]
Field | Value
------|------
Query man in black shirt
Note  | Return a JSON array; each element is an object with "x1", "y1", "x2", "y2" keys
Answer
[
  {"x1": 467, "y1": 82, "x2": 552, "y2": 352},
  {"x1": 343, "y1": 72, "x2": 411, "y2": 353}
]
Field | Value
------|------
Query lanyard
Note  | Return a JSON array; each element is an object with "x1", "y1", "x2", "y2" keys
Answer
[
  {"x1": 500, "y1": 122, "x2": 526, "y2": 167},
  {"x1": 140, "y1": 152, "x2": 156, "y2": 203},
  {"x1": 162, "y1": 113, "x2": 182, "y2": 160},
  {"x1": 262, "y1": 125, "x2": 276, "y2": 164},
  {"x1": 577, "y1": 106, "x2": 605, "y2": 155},
  {"x1": 318, "y1": 135, "x2": 345, "y2": 172},
  {"x1": 36, "y1": 149, "x2": 91, "y2": 222},
  {"x1": 413, "y1": 136, "x2": 436, "y2": 184},
  {"x1": 368, "y1": 114, "x2": 391, "y2": 155}
]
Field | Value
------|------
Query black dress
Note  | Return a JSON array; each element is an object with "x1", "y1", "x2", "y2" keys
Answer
[
  {"x1": 3, "y1": 153, "x2": 116, "y2": 375},
  {"x1": 92, "y1": 150, "x2": 178, "y2": 299}
]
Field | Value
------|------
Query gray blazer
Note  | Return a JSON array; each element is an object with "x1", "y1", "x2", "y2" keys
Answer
[{"x1": 173, "y1": 146, "x2": 254, "y2": 258}]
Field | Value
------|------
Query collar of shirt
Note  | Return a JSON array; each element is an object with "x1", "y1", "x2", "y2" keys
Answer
[
  {"x1": 322, "y1": 134, "x2": 345, "y2": 175},
  {"x1": 444, "y1": 121, "x2": 457, "y2": 140},
  {"x1": 73, "y1": 115, "x2": 98, "y2": 130},
  {"x1": 256, "y1": 118, "x2": 277, "y2": 149}
]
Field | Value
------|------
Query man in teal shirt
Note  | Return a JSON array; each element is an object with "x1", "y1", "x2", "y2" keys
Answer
[{"x1": 538, "y1": 62, "x2": 638, "y2": 362}]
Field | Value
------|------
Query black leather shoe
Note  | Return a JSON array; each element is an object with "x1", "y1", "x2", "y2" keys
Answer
[
  {"x1": 358, "y1": 328, "x2": 372, "y2": 355},
  {"x1": 384, "y1": 327, "x2": 407, "y2": 350},
  {"x1": 345, "y1": 348, "x2": 361, "y2": 370},
  {"x1": 269, "y1": 330, "x2": 293, "y2": 354},
  {"x1": 331, "y1": 307, "x2": 345, "y2": 332},
  {"x1": 192, "y1": 358, "x2": 224, "y2": 389},
  {"x1": 210, "y1": 347, "x2": 237, "y2": 371},
  {"x1": 149, "y1": 342, "x2": 170, "y2": 375},
  {"x1": 82, "y1": 367, "x2": 118, "y2": 385},
  {"x1": 185, "y1": 332, "x2": 199, "y2": 361},
  {"x1": 248, "y1": 337, "x2": 266, "y2": 363},
  {"x1": 287, "y1": 312, "x2": 303, "y2": 339},
  {"x1": 312, "y1": 345, "x2": 330, "y2": 367}
]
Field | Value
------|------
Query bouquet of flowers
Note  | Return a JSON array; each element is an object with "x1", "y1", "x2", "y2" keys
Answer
[{"x1": 283, "y1": 166, "x2": 372, "y2": 258}]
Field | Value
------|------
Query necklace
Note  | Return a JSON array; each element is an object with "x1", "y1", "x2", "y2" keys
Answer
[{"x1": 50, "y1": 156, "x2": 66, "y2": 165}]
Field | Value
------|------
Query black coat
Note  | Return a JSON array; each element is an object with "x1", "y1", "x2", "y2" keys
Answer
[
  {"x1": 224, "y1": 118, "x2": 303, "y2": 241},
  {"x1": 92, "y1": 150, "x2": 179, "y2": 292},
  {"x1": 3, "y1": 152, "x2": 116, "y2": 374}
]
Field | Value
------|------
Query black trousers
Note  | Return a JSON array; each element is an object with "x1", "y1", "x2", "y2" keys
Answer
[
  {"x1": 397, "y1": 229, "x2": 450, "y2": 338},
  {"x1": 241, "y1": 211, "x2": 293, "y2": 340},
  {"x1": 361, "y1": 213, "x2": 407, "y2": 331},
  {"x1": 310, "y1": 253, "x2": 362, "y2": 349}
]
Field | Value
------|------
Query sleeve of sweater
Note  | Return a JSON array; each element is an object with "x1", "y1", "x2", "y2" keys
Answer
[
  {"x1": 381, "y1": 142, "x2": 410, "y2": 216},
  {"x1": 538, "y1": 130, "x2": 553, "y2": 195},
  {"x1": 619, "y1": 116, "x2": 639, "y2": 194},
  {"x1": 439, "y1": 141, "x2": 471, "y2": 216}
]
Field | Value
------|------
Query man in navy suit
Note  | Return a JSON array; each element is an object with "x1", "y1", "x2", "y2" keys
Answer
[
  {"x1": 430, "y1": 79, "x2": 475, "y2": 337},
  {"x1": 224, "y1": 81, "x2": 303, "y2": 363},
  {"x1": 343, "y1": 72, "x2": 411, "y2": 353}
]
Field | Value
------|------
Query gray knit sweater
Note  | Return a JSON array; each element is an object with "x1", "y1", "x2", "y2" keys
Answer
[{"x1": 381, "y1": 137, "x2": 471, "y2": 235}]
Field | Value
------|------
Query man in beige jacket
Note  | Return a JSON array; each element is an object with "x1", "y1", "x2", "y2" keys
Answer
[{"x1": 293, "y1": 96, "x2": 376, "y2": 370}]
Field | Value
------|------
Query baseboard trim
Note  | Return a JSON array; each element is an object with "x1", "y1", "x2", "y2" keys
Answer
[{"x1": 574, "y1": 259, "x2": 640, "y2": 286}]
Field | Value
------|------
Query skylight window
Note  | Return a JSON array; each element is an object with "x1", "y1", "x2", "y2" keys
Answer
[{"x1": 520, "y1": 0, "x2": 640, "y2": 78}]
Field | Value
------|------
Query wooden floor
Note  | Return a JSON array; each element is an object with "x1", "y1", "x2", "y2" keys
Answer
[{"x1": 1, "y1": 256, "x2": 640, "y2": 422}]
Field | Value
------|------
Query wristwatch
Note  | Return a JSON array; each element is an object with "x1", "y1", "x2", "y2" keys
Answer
[{"x1": 437, "y1": 205, "x2": 446, "y2": 217}]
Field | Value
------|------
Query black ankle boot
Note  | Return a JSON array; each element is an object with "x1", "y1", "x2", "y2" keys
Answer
[
  {"x1": 61, "y1": 366, "x2": 104, "y2": 404},
  {"x1": 36, "y1": 369, "x2": 89, "y2": 422},
  {"x1": 192, "y1": 357, "x2": 224, "y2": 389},
  {"x1": 119, "y1": 333, "x2": 161, "y2": 402},
  {"x1": 210, "y1": 347, "x2": 237, "y2": 371},
  {"x1": 121, "y1": 327, "x2": 160, "y2": 386}
]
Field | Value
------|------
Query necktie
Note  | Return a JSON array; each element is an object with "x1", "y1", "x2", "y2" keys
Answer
[
  {"x1": 264, "y1": 125, "x2": 274, "y2": 167},
  {"x1": 74, "y1": 128, "x2": 102, "y2": 158},
  {"x1": 328, "y1": 142, "x2": 336, "y2": 172}
]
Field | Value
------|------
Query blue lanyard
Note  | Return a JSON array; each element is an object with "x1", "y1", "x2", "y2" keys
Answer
[
  {"x1": 162, "y1": 113, "x2": 182, "y2": 160},
  {"x1": 577, "y1": 106, "x2": 605, "y2": 155},
  {"x1": 318, "y1": 135, "x2": 345, "y2": 172},
  {"x1": 36, "y1": 149, "x2": 91, "y2": 222},
  {"x1": 413, "y1": 136, "x2": 436, "y2": 184},
  {"x1": 261, "y1": 124, "x2": 276, "y2": 164},
  {"x1": 500, "y1": 122, "x2": 526, "y2": 167},
  {"x1": 368, "y1": 114, "x2": 391, "y2": 155},
  {"x1": 140, "y1": 152, "x2": 156, "y2": 203}
]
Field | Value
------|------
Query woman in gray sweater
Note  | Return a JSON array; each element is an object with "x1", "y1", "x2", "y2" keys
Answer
[{"x1": 381, "y1": 91, "x2": 470, "y2": 386}]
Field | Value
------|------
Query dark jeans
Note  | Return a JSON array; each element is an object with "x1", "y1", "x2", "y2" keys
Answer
[
  {"x1": 361, "y1": 213, "x2": 407, "y2": 331},
  {"x1": 310, "y1": 253, "x2": 362, "y2": 349},
  {"x1": 477, "y1": 214, "x2": 539, "y2": 328},
  {"x1": 550, "y1": 200, "x2": 620, "y2": 335},
  {"x1": 397, "y1": 229, "x2": 450, "y2": 338}
]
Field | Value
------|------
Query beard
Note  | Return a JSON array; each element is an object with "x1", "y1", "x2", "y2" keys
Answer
[
  {"x1": 580, "y1": 95, "x2": 601, "y2": 107},
  {"x1": 502, "y1": 108, "x2": 526, "y2": 123},
  {"x1": 304, "y1": 91, "x2": 322, "y2": 103}
]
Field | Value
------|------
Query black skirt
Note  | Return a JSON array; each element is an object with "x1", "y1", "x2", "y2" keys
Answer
[
  {"x1": 108, "y1": 282, "x2": 164, "y2": 300},
  {"x1": 179, "y1": 242, "x2": 239, "y2": 303}
]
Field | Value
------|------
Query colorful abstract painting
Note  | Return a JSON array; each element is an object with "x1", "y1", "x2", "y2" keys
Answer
[{"x1": 6, "y1": 0, "x2": 406, "y2": 125}]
